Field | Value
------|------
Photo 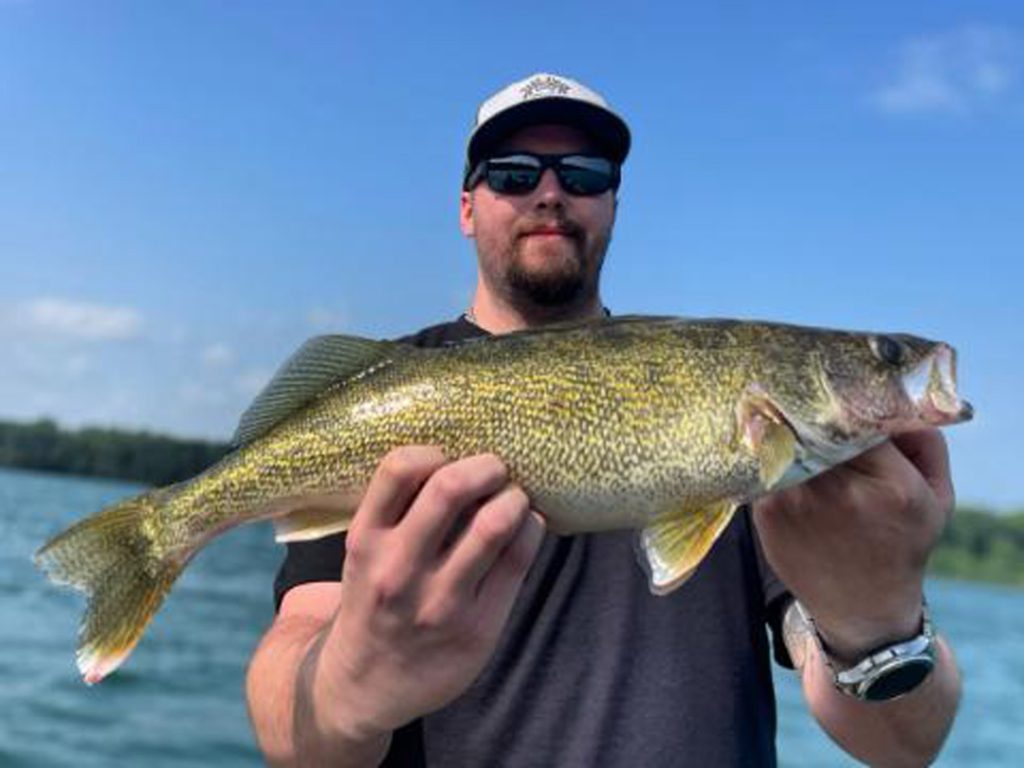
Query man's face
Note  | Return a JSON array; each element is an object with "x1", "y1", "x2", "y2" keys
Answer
[{"x1": 460, "y1": 124, "x2": 617, "y2": 309}]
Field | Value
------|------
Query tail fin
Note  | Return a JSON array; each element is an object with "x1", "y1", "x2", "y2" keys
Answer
[{"x1": 34, "y1": 491, "x2": 184, "y2": 684}]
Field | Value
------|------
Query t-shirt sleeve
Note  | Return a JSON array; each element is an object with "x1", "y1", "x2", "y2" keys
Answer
[
  {"x1": 273, "y1": 534, "x2": 346, "y2": 611},
  {"x1": 749, "y1": 509, "x2": 795, "y2": 669}
]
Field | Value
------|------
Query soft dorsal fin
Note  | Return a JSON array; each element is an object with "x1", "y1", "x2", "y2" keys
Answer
[{"x1": 232, "y1": 334, "x2": 402, "y2": 446}]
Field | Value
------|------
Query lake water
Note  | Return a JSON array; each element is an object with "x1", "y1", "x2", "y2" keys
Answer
[{"x1": 1, "y1": 467, "x2": 1021, "y2": 766}]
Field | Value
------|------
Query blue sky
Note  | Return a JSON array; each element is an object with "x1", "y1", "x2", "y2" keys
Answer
[{"x1": 0, "y1": 1, "x2": 1021, "y2": 509}]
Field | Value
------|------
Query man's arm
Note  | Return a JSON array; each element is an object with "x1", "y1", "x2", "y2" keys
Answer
[
  {"x1": 755, "y1": 429, "x2": 961, "y2": 766},
  {"x1": 247, "y1": 583, "x2": 392, "y2": 767},
  {"x1": 246, "y1": 447, "x2": 546, "y2": 767},
  {"x1": 782, "y1": 599, "x2": 961, "y2": 766}
]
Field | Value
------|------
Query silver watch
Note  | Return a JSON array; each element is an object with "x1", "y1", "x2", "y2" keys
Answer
[{"x1": 791, "y1": 599, "x2": 937, "y2": 702}]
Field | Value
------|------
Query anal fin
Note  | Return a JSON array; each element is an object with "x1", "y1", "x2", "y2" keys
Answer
[
  {"x1": 637, "y1": 499, "x2": 738, "y2": 595},
  {"x1": 269, "y1": 490, "x2": 361, "y2": 543}
]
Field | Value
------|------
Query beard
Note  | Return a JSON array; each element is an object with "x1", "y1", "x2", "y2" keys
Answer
[
  {"x1": 500, "y1": 223, "x2": 611, "y2": 308},
  {"x1": 505, "y1": 248, "x2": 587, "y2": 306}
]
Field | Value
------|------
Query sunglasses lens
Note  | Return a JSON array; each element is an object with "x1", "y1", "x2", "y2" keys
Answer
[
  {"x1": 487, "y1": 166, "x2": 541, "y2": 194},
  {"x1": 557, "y1": 156, "x2": 616, "y2": 195},
  {"x1": 484, "y1": 155, "x2": 542, "y2": 194}
]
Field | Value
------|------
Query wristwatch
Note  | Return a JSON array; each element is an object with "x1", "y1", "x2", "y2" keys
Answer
[{"x1": 791, "y1": 599, "x2": 937, "y2": 702}]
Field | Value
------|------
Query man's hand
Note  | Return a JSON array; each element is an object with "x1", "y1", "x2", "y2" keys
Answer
[
  {"x1": 302, "y1": 446, "x2": 546, "y2": 750},
  {"x1": 752, "y1": 428, "x2": 954, "y2": 660}
]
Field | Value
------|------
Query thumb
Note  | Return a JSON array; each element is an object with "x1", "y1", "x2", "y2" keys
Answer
[{"x1": 890, "y1": 429, "x2": 955, "y2": 515}]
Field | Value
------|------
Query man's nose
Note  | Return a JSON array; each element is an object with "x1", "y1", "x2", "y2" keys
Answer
[{"x1": 533, "y1": 168, "x2": 566, "y2": 208}]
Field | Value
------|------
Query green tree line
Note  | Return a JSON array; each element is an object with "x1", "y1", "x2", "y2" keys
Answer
[
  {"x1": 0, "y1": 418, "x2": 229, "y2": 486},
  {"x1": 0, "y1": 418, "x2": 1020, "y2": 586},
  {"x1": 930, "y1": 506, "x2": 1024, "y2": 587}
]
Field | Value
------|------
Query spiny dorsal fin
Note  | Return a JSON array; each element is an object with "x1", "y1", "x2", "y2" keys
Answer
[{"x1": 232, "y1": 334, "x2": 403, "y2": 446}]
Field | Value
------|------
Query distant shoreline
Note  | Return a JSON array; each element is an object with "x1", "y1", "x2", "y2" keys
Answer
[
  {"x1": 2, "y1": 418, "x2": 1020, "y2": 588},
  {"x1": 0, "y1": 418, "x2": 228, "y2": 487}
]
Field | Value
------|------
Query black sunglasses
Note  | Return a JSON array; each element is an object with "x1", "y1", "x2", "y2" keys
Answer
[{"x1": 465, "y1": 152, "x2": 620, "y2": 196}]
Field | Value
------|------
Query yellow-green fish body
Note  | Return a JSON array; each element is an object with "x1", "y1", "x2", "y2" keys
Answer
[{"x1": 36, "y1": 316, "x2": 973, "y2": 683}]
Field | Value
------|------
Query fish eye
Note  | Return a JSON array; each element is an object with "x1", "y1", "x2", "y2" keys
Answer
[{"x1": 871, "y1": 335, "x2": 905, "y2": 366}]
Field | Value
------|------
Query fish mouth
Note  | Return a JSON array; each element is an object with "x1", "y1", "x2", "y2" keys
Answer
[{"x1": 903, "y1": 343, "x2": 974, "y2": 426}]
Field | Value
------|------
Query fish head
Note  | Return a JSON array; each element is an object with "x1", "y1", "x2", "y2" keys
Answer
[
  {"x1": 758, "y1": 329, "x2": 972, "y2": 479},
  {"x1": 817, "y1": 332, "x2": 973, "y2": 437}
]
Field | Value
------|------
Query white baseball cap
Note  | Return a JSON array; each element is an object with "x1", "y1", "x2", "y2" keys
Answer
[{"x1": 464, "y1": 73, "x2": 631, "y2": 178}]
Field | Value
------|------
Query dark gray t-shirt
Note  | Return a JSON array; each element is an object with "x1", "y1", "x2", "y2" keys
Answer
[{"x1": 273, "y1": 317, "x2": 792, "y2": 767}]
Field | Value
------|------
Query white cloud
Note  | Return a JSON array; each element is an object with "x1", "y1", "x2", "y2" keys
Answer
[
  {"x1": 872, "y1": 25, "x2": 1020, "y2": 115},
  {"x1": 11, "y1": 298, "x2": 143, "y2": 340},
  {"x1": 201, "y1": 343, "x2": 235, "y2": 368},
  {"x1": 0, "y1": 302, "x2": 345, "y2": 438}
]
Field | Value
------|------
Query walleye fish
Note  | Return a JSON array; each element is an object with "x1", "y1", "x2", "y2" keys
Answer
[{"x1": 36, "y1": 316, "x2": 972, "y2": 683}]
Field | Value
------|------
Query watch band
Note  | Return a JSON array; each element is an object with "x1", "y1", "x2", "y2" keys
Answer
[{"x1": 792, "y1": 599, "x2": 937, "y2": 702}]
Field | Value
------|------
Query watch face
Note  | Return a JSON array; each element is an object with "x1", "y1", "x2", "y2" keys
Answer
[{"x1": 862, "y1": 657, "x2": 935, "y2": 701}]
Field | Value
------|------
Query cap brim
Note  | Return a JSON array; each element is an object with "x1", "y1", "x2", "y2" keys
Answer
[{"x1": 466, "y1": 97, "x2": 631, "y2": 169}]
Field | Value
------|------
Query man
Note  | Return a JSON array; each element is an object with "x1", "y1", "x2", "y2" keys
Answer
[{"x1": 247, "y1": 73, "x2": 961, "y2": 767}]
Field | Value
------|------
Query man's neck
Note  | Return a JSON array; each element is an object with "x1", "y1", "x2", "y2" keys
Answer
[{"x1": 467, "y1": 290, "x2": 605, "y2": 334}]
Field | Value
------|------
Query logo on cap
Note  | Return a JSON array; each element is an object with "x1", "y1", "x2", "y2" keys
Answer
[{"x1": 519, "y1": 75, "x2": 572, "y2": 101}]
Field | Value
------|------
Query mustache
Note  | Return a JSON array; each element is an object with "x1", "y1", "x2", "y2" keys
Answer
[{"x1": 516, "y1": 217, "x2": 585, "y2": 240}]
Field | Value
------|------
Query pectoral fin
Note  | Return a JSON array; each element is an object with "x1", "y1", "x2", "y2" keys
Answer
[
  {"x1": 736, "y1": 386, "x2": 798, "y2": 489},
  {"x1": 636, "y1": 500, "x2": 738, "y2": 595}
]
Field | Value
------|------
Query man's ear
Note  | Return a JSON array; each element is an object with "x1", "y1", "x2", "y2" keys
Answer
[{"x1": 459, "y1": 190, "x2": 475, "y2": 237}]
